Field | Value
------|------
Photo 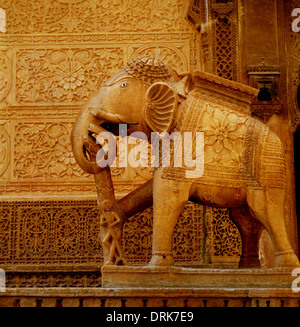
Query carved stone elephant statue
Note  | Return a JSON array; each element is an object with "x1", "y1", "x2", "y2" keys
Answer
[{"x1": 71, "y1": 55, "x2": 299, "y2": 268}]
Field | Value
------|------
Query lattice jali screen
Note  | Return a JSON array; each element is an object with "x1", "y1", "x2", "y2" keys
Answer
[
  {"x1": 187, "y1": 0, "x2": 238, "y2": 80},
  {"x1": 210, "y1": 1, "x2": 238, "y2": 81},
  {"x1": 0, "y1": 201, "x2": 203, "y2": 266},
  {"x1": 123, "y1": 203, "x2": 204, "y2": 265},
  {"x1": 0, "y1": 201, "x2": 240, "y2": 264}
]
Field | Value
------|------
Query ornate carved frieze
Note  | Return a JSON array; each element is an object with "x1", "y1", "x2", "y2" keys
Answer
[
  {"x1": 0, "y1": 200, "x2": 206, "y2": 266},
  {"x1": 2, "y1": 0, "x2": 190, "y2": 34}
]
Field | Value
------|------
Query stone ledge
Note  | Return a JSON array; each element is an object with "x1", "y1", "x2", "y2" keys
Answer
[
  {"x1": 102, "y1": 265, "x2": 297, "y2": 289},
  {"x1": 1, "y1": 287, "x2": 299, "y2": 298}
]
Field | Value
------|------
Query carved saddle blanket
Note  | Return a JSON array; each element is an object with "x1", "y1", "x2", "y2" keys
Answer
[{"x1": 162, "y1": 89, "x2": 286, "y2": 189}]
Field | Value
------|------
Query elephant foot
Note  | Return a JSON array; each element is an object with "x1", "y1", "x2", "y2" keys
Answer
[
  {"x1": 148, "y1": 252, "x2": 174, "y2": 267},
  {"x1": 239, "y1": 253, "x2": 261, "y2": 268},
  {"x1": 275, "y1": 251, "x2": 300, "y2": 267}
]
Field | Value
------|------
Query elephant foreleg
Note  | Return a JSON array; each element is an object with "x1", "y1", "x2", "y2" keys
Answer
[{"x1": 149, "y1": 168, "x2": 190, "y2": 266}]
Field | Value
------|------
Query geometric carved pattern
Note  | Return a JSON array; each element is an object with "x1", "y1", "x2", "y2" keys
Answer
[
  {"x1": 187, "y1": 1, "x2": 238, "y2": 78},
  {"x1": 214, "y1": 16, "x2": 235, "y2": 80}
]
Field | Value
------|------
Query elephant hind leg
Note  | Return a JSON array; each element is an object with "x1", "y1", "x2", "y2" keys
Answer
[
  {"x1": 230, "y1": 206, "x2": 263, "y2": 268},
  {"x1": 246, "y1": 188, "x2": 300, "y2": 267}
]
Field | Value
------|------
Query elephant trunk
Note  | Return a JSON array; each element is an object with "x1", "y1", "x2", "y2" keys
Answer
[
  {"x1": 71, "y1": 102, "x2": 126, "y2": 265},
  {"x1": 71, "y1": 104, "x2": 105, "y2": 175}
]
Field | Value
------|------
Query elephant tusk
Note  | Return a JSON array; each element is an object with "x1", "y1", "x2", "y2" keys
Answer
[
  {"x1": 91, "y1": 108, "x2": 122, "y2": 123},
  {"x1": 88, "y1": 123, "x2": 106, "y2": 135}
]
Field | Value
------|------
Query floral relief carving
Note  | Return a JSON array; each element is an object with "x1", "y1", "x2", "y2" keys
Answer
[
  {"x1": 12, "y1": 122, "x2": 152, "y2": 183},
  {"x1": 0, "y1": 122, "x2": 10, "y2": 178},
  {"x1": 14, "y1": 122, "x2": 90, "y2": 179},
  {"x1": 3, "y1": 0, "x2": 190, "y2": 34},
  {"x1": 54, "y1": 208, "x2": 80, "y2": 256},
  {"x1": 211, "y1": 207, "x2": 241, "y2": 258},
  {"x1": 15, "y1": 48, "x2": 123, "y2": 104},
  {"x1": 202, "y1": 105, "x2": 247, "y2": 166},
  {"x1": 0, "y1": 51, "x2": 11, "y2": 102},
  {"x1": 12, "y1": 201, "x2": 104, "y2": 264},
  {"x1": 20, "y1": 208, "x2": 50, "y2": 257}
]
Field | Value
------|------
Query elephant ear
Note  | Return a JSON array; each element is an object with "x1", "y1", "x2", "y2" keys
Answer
[{"x1": 144, "y1": 82, "x2": 178, "y2": 133}]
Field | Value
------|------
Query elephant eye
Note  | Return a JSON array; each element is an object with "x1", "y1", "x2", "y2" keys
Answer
[{"x1": 120, "y1": 81, "x2": 128, "y2": 88}]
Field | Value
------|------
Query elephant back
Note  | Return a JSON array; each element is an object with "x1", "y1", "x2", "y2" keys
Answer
[{"x1": 162, "y1": 89, "x2": 286, "y2": 189}]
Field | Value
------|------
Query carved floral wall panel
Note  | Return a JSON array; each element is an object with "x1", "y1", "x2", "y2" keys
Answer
[
  {"x1": 0, "y1": 0, "x2": 198, "y2": 197},
  {"x1": 3, "y1": 0, "x2": 191, "y2": 34},
  {"x1": 0, "y1": 50, "x2": 10, "y2": 102},
  {"x1": 15, "y1": 48, "x2": 124, "y2": 105}
]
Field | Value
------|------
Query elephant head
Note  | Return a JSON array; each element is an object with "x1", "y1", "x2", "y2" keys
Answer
[{"x1": 71, "y1": 55, "x2": 192, "y2": 173}]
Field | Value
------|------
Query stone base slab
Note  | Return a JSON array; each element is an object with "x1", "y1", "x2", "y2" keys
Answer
[
  {"x1": 0, "y1": 287, "x2": 300, "y2": 307},
  {"x1": 101, "y1": 265, "x2": 297, "y2": 289}
]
